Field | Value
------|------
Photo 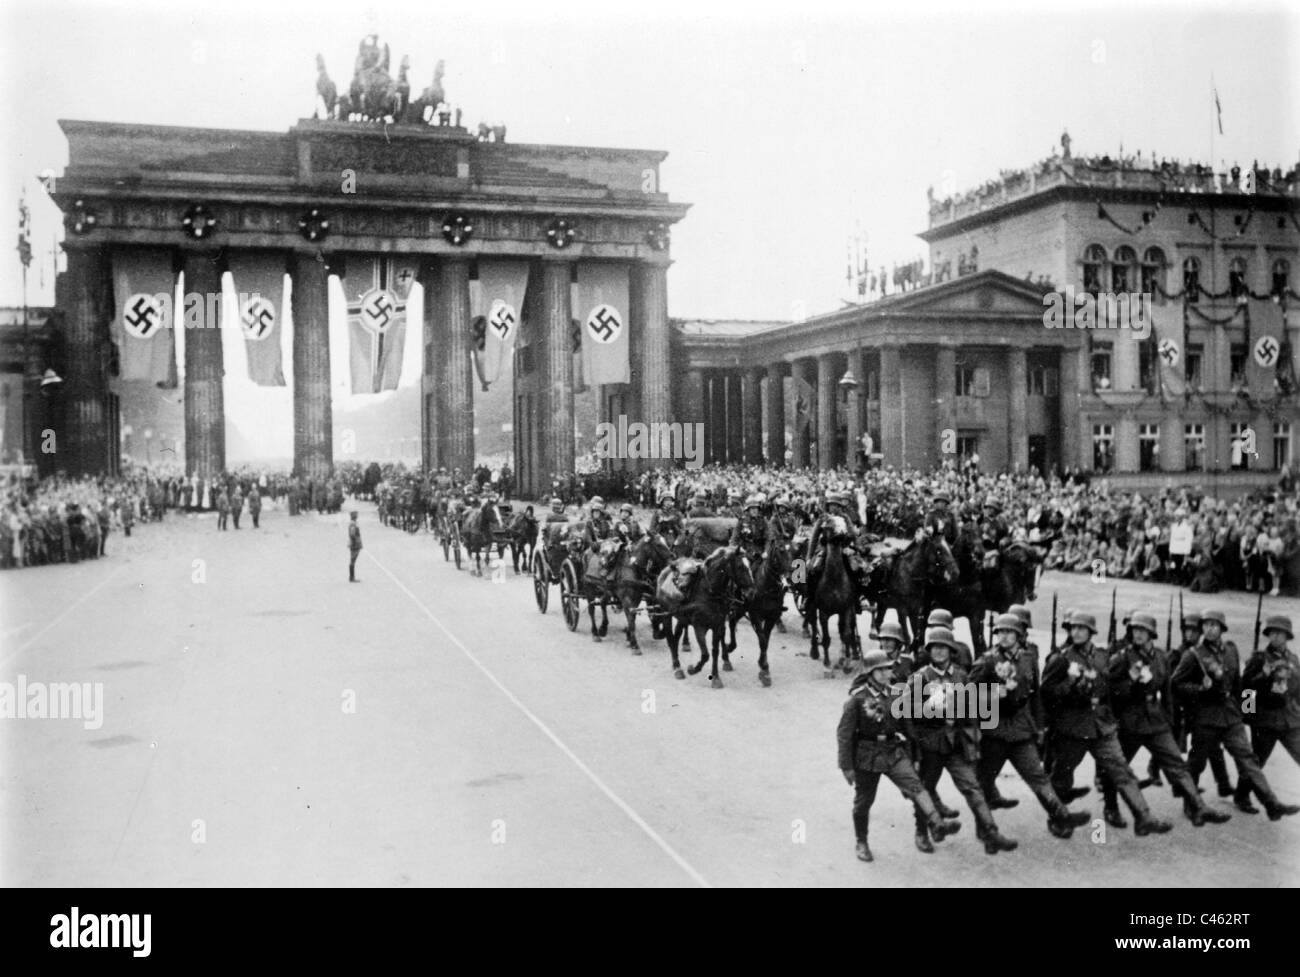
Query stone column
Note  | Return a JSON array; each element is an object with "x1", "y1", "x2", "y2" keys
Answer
[
  {"x1": 726, "y1": 372, "x2": 743, "y2": 463},
  {"x1": 1007, "y1": 346, "x2": 1028, "y2": 471},
  {"x1": 742, "y1": 367, "x2": 764, "y2": 464},
  {"x1": 817, "y1": 352, "x2": 836, "y2": 469},
  {"x1": 537, "y1": 259, "x2": 575, "y2": 481},
  {"x1": 935, "y1": 344, "x2": 957, "y2": 460},
  {"x1": 1115, "y1": 414, "x2": 1139, "y2": 472},
  {"x1": 680, "y1": 368, "x2": 706, "y2": 455},
  {"x1": 183, "y1": 249, "x2": 225, "y2": 478},
  {"x1": 708, "y1": 372, "x2": 728, "y2": 464},
  {"x1": 428, "y1": 256, "x2": 474, "y2": 473},
  {"x1": 634, "y1": 261, "x2": 671, "y2": 461},
  {"x1": 765, "y1": 362, "x2": 786, "y2": 465},
  {"x1": 1112, "y1": 326, "x2": 1139, "y2": 392},
  {"x1": 880, "y1": 346, "x2": 904, "y2": 469},
  {"x1": 791, "y1": 359, "x2": 811, "y2": 468},
  {"x1": 1059, "y1": 344, "x2": 1082, "y2": 472},
  {"x1": 1161, "y1": 414, "x2": 1186, "y2": 472},
  {"x1": 845, "y1": 349, "x2": 863, "y2": 471},
  {"x1": 59, "y1": 245, "x2": 112, "y2": 475},
  {"x1": 290, "y1": 251, "x2": 332, "y2": 480}
]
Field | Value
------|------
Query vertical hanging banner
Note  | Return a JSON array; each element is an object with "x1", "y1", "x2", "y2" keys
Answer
[
  {"x1": 111, "y1": 249, "x2": 176, "y2": 383},
  {"x1": 345, "y1": 256, "x2": 417, "y2": 394},
  {"x1": 575, "y1": 263, "x2": 631, "y2": 386},
  {"x1": 226, "y1": 253, "x2": 286, "y2": 386},
  {"x1": 470, "y1": 260, "x2": 530, "y2": 389},
  {"x1": 569, "y1": 280, "x2": 586, "y2": 394},
  {"x1": 1246, "y1": 297, "x2": 1285, "y2": 397},
  {"x1": 1150, "y1": 300, "x2": 1186, "y2": 398}
]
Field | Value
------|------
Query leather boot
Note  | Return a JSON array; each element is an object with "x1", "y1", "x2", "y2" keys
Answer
[
  {"x1": 980, "y1": 821, "x2": 1019, "y2": 854},
  {"x1": 933, "y1": 795, "x2": 960, "y2": 820},
  {"x1": 1134, "y1": 813, "x2": 1173, "y2": 835},
  {"x1": 1103, "y1": 805, "x2": 1127, "y2": 829},
  {"x1": 928, "y1": 813, "x2": 960, "y2": 842},
  {"x1": 915, "y1": 825, "x2": 935, "y2": 854},
  {"x1": 1266, "y1": 801, "x2": 1300, "y2": 821},
  {"x1": 856, "y1": 838, "x2": 873, "y2": 862}
]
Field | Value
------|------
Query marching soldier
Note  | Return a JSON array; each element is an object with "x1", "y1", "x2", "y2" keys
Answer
[
  {"x1": 347, "y1": 510, "x2": 362, "y2": 582},
  {"x1": 838, "y1": 649, "x2": 961, "y2": 862},
  {"x1": 1173, "y1": 611, "x2": 1233, "y2": 798},
  {"x1": 1173, "y1": 609, "x2": 1299, "y2": 820},
  {"x1": 230, "y1": 483, "x2": 244, "y2": 530},
  {"x1": 1042, "y1": 611, "x2": 1173, "y2": 835},
  {"x1": 1106, "y1": 612, "x2": 1231, "y2": 827},
  {"x1": 908, "y1": 627, "x2": 1018, "y2": 854},
  {"x1": 971, "y1": 613, "x2": 1093, "y2": 839},
  {"x1": 873, "y1": 620, "x2": 916, "y2": 680},
  {"x1": 1238, "y1": 615, "x2": 1300, "y2": 801}
]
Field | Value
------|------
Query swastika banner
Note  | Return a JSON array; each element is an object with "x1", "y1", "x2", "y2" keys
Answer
[
  {"x1": 226, "y1": 253, "x2": 286, "y2": 387},
  {"x1": 1246, "y1": 296, "x2": 1284, "y2": 397},
  {"x1": 111, "y1": 249, "x2": 176, "y2": 383},
  {"x1": 575, "y1": 263, "x2": 630, "y2": 386},
  {"x1": 470, "y1": 260, "x2": 529, "y2": 388},
  {"x1": 345, "y1": 256, "x2": 415, "y2": 394},
  {"x1": 1150, "y1": 300, "x2": 1185, "y2": 398}
]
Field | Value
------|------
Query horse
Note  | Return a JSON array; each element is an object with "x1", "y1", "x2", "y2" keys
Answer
[
  {"x1": 602, "y1": 534, "x2": 674, "y2": 653},
  {"x1": 655, "y1": 546, "x2": 754, "y2": 688},
  {"x1": 459, "y1": 500, "x2": 502, "y2": 576},
  {"x1": 932, "y1": 522, "x2": 992, "y2": 655},
  {"x1": 806, "y1": 540, "x2": 863, "y2": 676},
  {"x1": 982, "y1": 539, "x2": 1043, "y2": 612},
  {"x1": 501, "y1": 507, "x2": 539, "y2": 573},
  {"x1": 733, "y1": 537, "x2": 791, "y2": 687},
  {"x1": 867, "y1": 532, "x2": 960, "y2": 650}
]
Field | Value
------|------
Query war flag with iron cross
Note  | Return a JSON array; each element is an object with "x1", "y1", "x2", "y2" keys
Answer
[{"x1": 345, "y1": 256, "x2": 416, "y2": 394}]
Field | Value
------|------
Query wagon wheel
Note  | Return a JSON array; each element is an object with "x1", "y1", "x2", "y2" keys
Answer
[
  {"x1": 452, "y1": 522, "x2": 462, "y2": 570},
  {"x1": 560, "y1": 559, "x2": 581, "y2": 632},
  {"x1": 533, "y1": 551, "x2": 549, "y2": 613}
]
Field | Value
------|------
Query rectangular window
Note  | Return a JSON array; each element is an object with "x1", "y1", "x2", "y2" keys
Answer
[
  {"x1": 1184, "y1": 423, "x2": 1206, "y2": 472},
  {"x1": 1275, "y1": 422, "x2": 1292, "y2": 471},
  {"x1": 1230, "y1": 422, "x2": 1252, "y2": 471},
  {"x1": 1139, "y1": 423, "x2": 1160, "y2": 472},
  {"x1": 865, "y1": 370, "x2": 879, "y2": 401},
  {"x1": 1028, "y1": 366, "x2": 1059, "y2": 396},
  {"x1": 1138, "y1": 343, "x2": 1157, "y2": 393},
  {"x1": 1091, "y1": 341, "x2": 1113, "y2": 391},
  {"x1": 972, "y1": 366, "x2": 991, "y2": 397},
  {"x1": 1092, "y1": 423, "x2": 1114, "y2": 473},
  {"x1": 956, "y1": 364, "x2": 977, "y2": 397},
  {"x1": 957, "y1": 434, "x2": 979, "y2": 462},
  {"x1": 1185, "y1": 344, "x2": 1204, "y2": 389},
  {"x1": 1230, "y1": 344, "x2": 1247, "y2": 388}
]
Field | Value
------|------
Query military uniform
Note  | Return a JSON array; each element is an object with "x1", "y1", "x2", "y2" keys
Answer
[
  {"x1": 347, "y1": 514, "x2": 362, "y2": 582},
  {"x1": 1173, "y1": 611, "x2": 1297, "y2": 819},
  {"x1": 971, "y1": 615, "x2": 1090, "y2": 836},
  {"x1": 649, "y1": 501, "x2": 685, "y2": 544},
  {"x1": 1042, "y1": 613, "x2": 1170, "y2": 833},
  {"x1": 1240, "y1": 616, "x2": 1300, "y2": 776},
  {"x1": 1105, "y1": 614, "x2": 1228, "y2": 825},
  {"x1": 923, "y1": 497, "x2": 959, "y2": 546},
  {"x1": 906, "y1": 630, "x2": 1017, "y2": 854},
  {"x1": 729, "y1": 498, "x2": 770, "y2": 559},
  {"x1": 837, "y1": 656, "x2": 958, "y2": 861}
]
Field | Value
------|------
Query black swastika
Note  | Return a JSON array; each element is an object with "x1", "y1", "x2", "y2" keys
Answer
[
  {"x1": 1257, "y1": 338, "x2": 1278, "y2": 365},
  {"x1": 243, "y1": 301, "x2": 274, "y2": 339},
  {"x1": 125, "y1": 296, "x2": 160, "y2": 337},
  {"x1": 587, "y1": 306, "x2": 621, "y2": 342},
  {"x1": 364, "y1": 294, "x2": 395, "y2": 329},
  {"x1": 1158, "y1": 341, "x2": 1178, "y2": 365},
  {"x1": 489, "y1": 306, "x2": 516, "y2": 338}
]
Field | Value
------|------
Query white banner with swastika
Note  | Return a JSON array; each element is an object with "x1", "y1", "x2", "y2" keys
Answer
[
  {"x1": 1246, "y1": 296, "x2": 1284, "y2": 397},
  {"x1": 1150, "y1": 300, "x2": 1185, "y2": 398},
  {"x1": 575, "y1": 263, "x2": 630, "y2": 386},
  {"x1": 226, "y1": 252, "x2": 286, "y2": 386},
  {"x1": 470, "y1": 260, "x2": 530, "y2": 388},
  {"x1": 111, "y1": 249, "x2": 176, "y2": 384}
]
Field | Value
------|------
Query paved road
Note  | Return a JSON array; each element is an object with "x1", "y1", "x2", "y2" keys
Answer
[{"x1": 3, "y1": 503, "x2": 1297, "y2": 887}]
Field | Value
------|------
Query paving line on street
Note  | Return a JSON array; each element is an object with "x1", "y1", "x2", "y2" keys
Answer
[
  {"x1": 366, "y1": 548, "x2": 712, "y2": 888},
  {"x1": 0, "y1": 560, "x2": 131, "y2": 668}
]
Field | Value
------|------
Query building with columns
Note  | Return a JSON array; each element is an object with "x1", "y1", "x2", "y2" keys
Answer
[
  {"x1": 44, "y1": 118, "x2": 688, "y2": 499},
  {"x1": 675, "y1": 151, "x2": 1300, "y2": 487}
]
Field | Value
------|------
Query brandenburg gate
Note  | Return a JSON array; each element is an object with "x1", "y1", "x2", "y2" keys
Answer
[{"x1": 46, "y1": 42, "x2": 689, "y2": 498}]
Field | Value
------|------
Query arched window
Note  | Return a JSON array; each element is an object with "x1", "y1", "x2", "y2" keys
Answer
[
  {"x1": 1112, "y1": 246, "x2": 1137, "y2": 292},
  {"x1": 1141, "y1": 247, "x2": 1166, "y2": 300},
  {"x1": 1082, "y1": 244, "x2": 1107, "y2": 295},
  {"x1": 1183, "y1": 256, "x2": 1201, "y2": 303},
  {"x1": 1228, "y1": 256, "x2": 1249, "y2": 300},
  {"x1": 1274, "y1": 258, "x2": 1292, "y2": 298}
]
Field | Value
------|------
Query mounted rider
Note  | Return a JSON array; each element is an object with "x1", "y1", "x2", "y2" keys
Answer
[
  {"x1": 729, "y1": 494, "x2": 770, "y2": 560},
  {"x1": 648, "y1": 492, "x2": 685, "y2": 545},
  {"x1": 718, "y1": 488, "x2": 745, "y2": 519},
  {"x1": 769, "y1": 496, "x2": 800, "y2": 544},
  {"x1": 804, "y1": 492, "x2": 872, "y2": 606},
  {"x1": 923, "y1": 487, "x2": 959, "y2": 547}
]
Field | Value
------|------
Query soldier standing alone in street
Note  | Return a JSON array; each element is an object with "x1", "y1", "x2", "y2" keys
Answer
[{"x1": 348, "y1": 510, "x2": 362, "y2": 582}]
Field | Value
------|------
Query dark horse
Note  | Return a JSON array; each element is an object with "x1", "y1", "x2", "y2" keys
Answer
[
  {"x1": 501, "y1": 506, "x2": 539, "y2": 573},
  {"x1": 655, "y1": 546, "x2": 754, "y2": 688},
  {"x1": 933, "y1": 529, "x2": 1044, "y2": 655},
  {"x1": 867, "y1": 533, "x2": 960, "y2": 649},
  {"x1": 460, "y1": 500, "x2": 502, "y2": 576},
  {"x1": 602, "y1": 534, "x2": 675, "y2": 653},
  {"x1": 806, "y1": 540, "x2": 863, "y2": 676},
  {"x1": 730, "y1": 538, "x2": 791, "y2": 687}
]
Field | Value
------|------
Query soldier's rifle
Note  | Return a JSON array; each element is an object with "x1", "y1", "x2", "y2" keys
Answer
[
  {"x1": 1253, "y1": 590, "x2": 1264, "y2": 655},
  {"x1": 1106, "y1": 586, "x2": 1117, "y2": 649},
  {"x1": 1049, "y1": 591, "x2": 1059, "y2": 656},
  {"x1": 1165, "y1": 593, "x2": 1174, "y2": 659}
]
